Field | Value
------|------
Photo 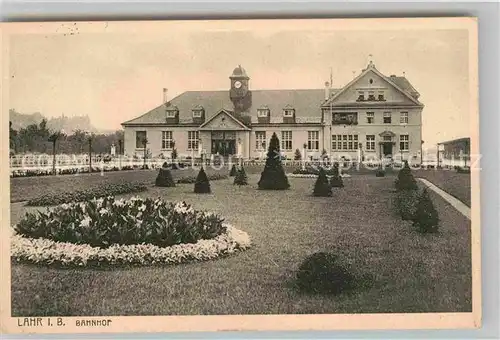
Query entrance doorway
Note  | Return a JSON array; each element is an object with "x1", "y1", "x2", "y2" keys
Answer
[
  {"x1": 382, "y1": 142, "x2": 393, "y2": 157},
  {"x1": 211, "y1": 139, "x2": 236, "y2": 156},
  {"x1": 211, "y1": 131, "x2": 237, "y2": 157}
]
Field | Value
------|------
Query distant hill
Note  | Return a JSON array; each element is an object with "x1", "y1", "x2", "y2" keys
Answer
[{"x1": 9, "y1": 109, "x2": 103, "y2": 134}]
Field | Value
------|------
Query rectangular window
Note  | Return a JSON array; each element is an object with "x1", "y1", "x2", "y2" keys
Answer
[
  {"x1": 281, "y1": 131, "x2": 293, "y2": 151},
  {"x1": 366, "y1": 112, "x2": 374, "y2": 124},
  {"x1": 378, "y1": 91, "x2": 385, "y2": 101},
  {"x1": 383, "y1": 112, "x2": 392, "y2": 124},
  {"x1": 192, "y1": 110, "x2": 202, "y2": 118},
  {"x1": 166, "y1": 110, "x2": 176, "y2": 118},
  {"x1": 400, "y1": 111, "x2": 409, "y2": 124},
  {"x1": 135, "y1": 131, "x2": 147, "y2": 148},
  {"x1": 283, "y1": 110, "x2": 294, "y2": 117},
  {"x1": 357, "y1": 91, "x2": 365, "y2": 101},
  {"x1": 331, "y1": 135, "x2": 337, "y2": 151},
  {"x1": 161, "y1": 131, "x2": 173, "y2": 149},
  {"x1": 333, "y1": 135, "x2": 358, "y2": 151},
  {"x1": 187, "y1": 131, "x2": 199, "y2": 150},
  {"x1": 400, "y1": 134, "x2": 409, "y2": 151},
  {"x1": 307, "y1": 131, "x2": 319, "y2": 151},
  {"x1": 368, "y1": 91, "x2": 376, "y2": 101},
  {"x1": 366, "y1": 135, "x2": 375, "y2": 151},
  {"x1": 255, "y1": 131, "x2": 266, "y2": 150}
]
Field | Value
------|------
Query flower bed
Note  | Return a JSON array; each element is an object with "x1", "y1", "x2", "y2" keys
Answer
[
  {"x1": 177, "y1": 173, "x2": 228, "y2": 184},
  {"x1": 11, "y1": 225, "x2": 250, "y2": 266},
  {"x1": 287, "y1": 173, "x2": 351, "y2": 179},
  {"x1": 12, "y1": 197, "x2": 251, "y2": 266},
  {"x1": 26, "y1": 183, "x2": 148, "y2": 206}
]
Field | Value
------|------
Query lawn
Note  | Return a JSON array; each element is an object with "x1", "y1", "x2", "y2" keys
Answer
[
  {"x1": 10, "y1": 173, "x2": 472, "y2": 316},
  {"x1": 413, "y1": 169, "x2": 471, "y2": 207}
]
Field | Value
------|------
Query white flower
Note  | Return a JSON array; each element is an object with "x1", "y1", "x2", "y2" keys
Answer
[
  {"x1": 138, "y1": 204, "x2": 146, "y2": 212},
  {"x1": 60, "y1": 203, "x2": 70, "y2": 209},
  {"x1": 99, "y1": 208, "x2": 108, "y2": 216},
  {"x1": 79, "y1": 216, "x2": 91, "y2": 228}
]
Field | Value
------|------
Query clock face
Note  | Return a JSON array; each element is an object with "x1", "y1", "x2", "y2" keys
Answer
[{"x1": 234, "y1": 81, "x2": 242, "y2": 89}]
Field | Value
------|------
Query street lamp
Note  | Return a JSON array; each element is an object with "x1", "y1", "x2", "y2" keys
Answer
[
  {"x1": 142, "y1": 137, "x2": 148, "y2": 169},
  {"x1": 48, "y1": 130, "x2": 65, "y2": 176},
  {"x1": 87, "y1": 133, "x2": 94, "y2": 173},
  {"x1": 118, "y1": 139, "x2": 123, "y2": 169}
]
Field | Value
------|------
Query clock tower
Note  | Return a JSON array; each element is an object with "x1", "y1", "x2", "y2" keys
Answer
[{"x1": 229, "y1": 65, "x2": 252, "y2": 113}]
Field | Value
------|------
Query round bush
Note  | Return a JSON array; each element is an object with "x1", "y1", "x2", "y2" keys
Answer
[
  {"x1": 15, "y1": 197, "x2": 225, "y2": 248},
  {"x1": 296, "y1": 252, "x2": 354, "y2": 295}
]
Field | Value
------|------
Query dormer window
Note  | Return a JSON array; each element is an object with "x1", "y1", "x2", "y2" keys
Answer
[
  {"x1": 257, "y1": 105, "x2": 270, "y2": 117},
  {"x1": 283, "y1": 105, "x2": 295, "y2": 117},
  {"x1": 192, "y1": 105, "x2": 204, "y2": 118},
  {"x1": 378, "y1": 91, "x2": 385, "y2": 101},
  {"x1": 257, "y1": 109, "x2": 269, "y2": 117},
  {"x1": 166, "y1": 105, "x2": 179, "y2": 118}
]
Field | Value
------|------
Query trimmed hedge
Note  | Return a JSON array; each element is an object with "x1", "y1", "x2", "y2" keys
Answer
[
  {"x1": 296, "y1": 252, "x2": 355, "y2": 295},
  {"x1": 26, "y1": 183, "x2": 148, "y2": 206},
  {"x1": 177, "y1": 173, "x2": 228, "y2": 184},
  {"x1": 155, "y1": 168, "x2": 175, "y2": 187}
]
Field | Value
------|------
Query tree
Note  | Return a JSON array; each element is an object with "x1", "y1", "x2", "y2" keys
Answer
[
  {"x1": 294, "y1": 148, "x2": 302, "y2": 161},
  {"x1": 313, "y1": 167, "x2": 332, "y2": 197},
  {"x1": 194, "y1": 167, "x2": 211, "y2": 193},
  {"x1": 257, "y1": 132, "x2": 290, "y2": 190},
  {"x1": 229, "y1": 164, "x2": 238, "y2": 177},
  {"x1": 412, "y1": 188, "x2": 439, "y2": 233},
  {"x1": 9, "y1": 121, "x2": 18, "y2": 152},
  {"x1": 395, "y1": 160, "x2": 418, "y2": 191},
  {"x1": 329, "y1": 162, "x2": 344, "y2": 188},
  {"x1": 234, "y1": 166, "x2": 248, "y2": 186},
  {"x1": 155, "y1": 168, "x2": 176, "y2": 187}
]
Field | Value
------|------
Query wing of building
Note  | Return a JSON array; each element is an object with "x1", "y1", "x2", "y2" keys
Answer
[{"x1": 122, "y1": 61, "x2": 424, "y2": 162}]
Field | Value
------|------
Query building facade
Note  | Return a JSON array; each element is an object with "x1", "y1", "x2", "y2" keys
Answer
[
  {"x1": 437, "y1": 137, "x2": 470, "y2": 167},
  {"x1": 122, "y1": 61, "x2": 424, "y2": 162}
]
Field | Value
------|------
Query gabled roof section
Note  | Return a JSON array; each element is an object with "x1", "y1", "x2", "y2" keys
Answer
[
  {"x1": 323, "y1": 63, "x2": 423, "y2": 107},
  {"x1": 199, "y1": 109, "x2": 250, "y2": 130}
]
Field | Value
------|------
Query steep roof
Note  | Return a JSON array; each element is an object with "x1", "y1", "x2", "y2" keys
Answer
[{"x1": 122, "y1": 89, "x2": 339, "y2": 126}]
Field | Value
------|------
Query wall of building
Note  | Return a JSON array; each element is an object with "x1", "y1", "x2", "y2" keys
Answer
[
  {"x1": 124, "y1": 126, "x2": 199, "y2": 158},
  {"x1": 249, "y1": 126, "x2": 323, "y2": 159}
]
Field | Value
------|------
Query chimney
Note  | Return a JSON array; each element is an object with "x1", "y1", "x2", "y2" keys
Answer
[
  {"x1": 390, "y1": 75, "x2": 396, "y2": 78},
  {"x1": 324, "y1": 81, "x2": 330, "y2": 101},
  {"x1": 163, "y1": 88, "x2": 168, "y2": 105}
]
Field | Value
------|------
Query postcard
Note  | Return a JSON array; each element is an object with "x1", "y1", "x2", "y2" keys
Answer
[{"x1": 0, "y1": 17, "x2": 480, "y2": 334}]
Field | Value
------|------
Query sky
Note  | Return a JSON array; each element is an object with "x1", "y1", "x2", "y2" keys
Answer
[{"x1": 7, "y1": 21, "x2": 472, "y2": 147}]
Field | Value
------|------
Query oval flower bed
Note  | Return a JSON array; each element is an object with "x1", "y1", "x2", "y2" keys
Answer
[{"x1": 11, "y1": 196, "x2": 251, "y2": 266}]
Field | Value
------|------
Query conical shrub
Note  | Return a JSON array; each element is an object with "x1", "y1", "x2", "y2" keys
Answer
[
  {"x1": 234, "y1": 166, "x2": 248, "y2": 186},
  {"x1": 329, "y1": 162, "x2": 344, "y2": 188},
  {"x1": 412, "y1": 188, "x2": 439, "y2": 233},
  {"x1": 155, "y1": 168, "x2": 175, "y2": 187},
  {"x1": 395, "y1": 160, "x2": 418, "y2": 191},
  {"x1": 229, "y1": 164, "x2": 237, "y2": 177},
  {"x1": 313, "y1": 168, "x2": 332, "y2": 197},
  {"x1": 194, "y1": 167, "x2": 211, "y2": 194},
  {"x1": 257, "y1": 132, "x2": 290, "y2": 190}
]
